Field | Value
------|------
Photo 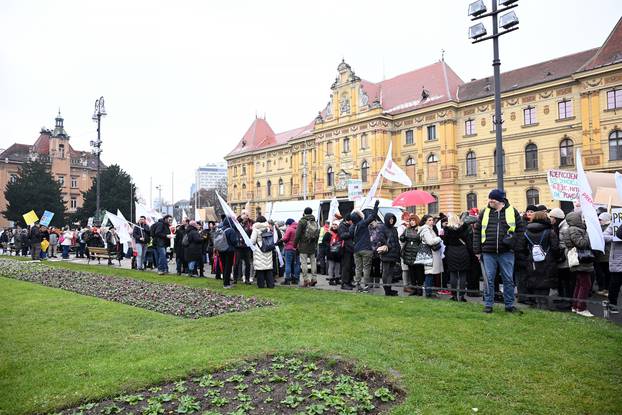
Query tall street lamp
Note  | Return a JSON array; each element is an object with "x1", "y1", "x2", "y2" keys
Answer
[
  {"x1": 90, "y1": 96, "x2": 107, "y2": 224},
  {"x1": 468, "y1": 0, "x2": 519, "y2": 191}
]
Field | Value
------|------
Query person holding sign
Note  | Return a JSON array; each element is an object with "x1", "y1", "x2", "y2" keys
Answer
[
  {"x1": 603, "y1": 218, "x2": 622, "y2": 315},
  {"x1": 28, "y1": 223, "x2": 42, "y2": 260}
]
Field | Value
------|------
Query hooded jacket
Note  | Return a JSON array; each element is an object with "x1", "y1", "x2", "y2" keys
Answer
[
  {"x1": 350, "y1": 204, "x2": 379, "y2": 253},
  {"x1": 441, "y1": 223, "x2": 471, "y2": 272},
  {"x1": 517, "y1": 219, "x2": 559, "y2": 289},
  {"x1": 184, "y1": 226, "x2": 204, "y2": 262},
  {"x1": 376, "y1": 213, "x2": 401, "y2": 263},
  {"x1": 472, "y1": 200, "x2": 525, "y2": 254},
  {"x1": 151, "y1": 219, "x2": 171, "y2": 248},
  {"x1": 338, "y1": 221, "x2": 354, "y2": 253},
  {"x1": 418, "y1": 224, "x2": 443, "y2": 275},
  {"x1": 281, "y1": 222, "x2": 298, "y2": 252},
  {"x1": 250, "y1": 221, "x2": 275, "y2": 271},
  {"x1": 400, "y1": 226, "x2": 421, "y2": 266},
  {"x1": 561, "y1": 211, "x2": 594, "y2": 273},
  {"x1": 295, "y1": 214, "x2": 319, "y2": 254}
]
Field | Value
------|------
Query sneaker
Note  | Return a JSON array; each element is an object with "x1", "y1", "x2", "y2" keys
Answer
[
  {"x1": 158, "y1": 271, "x2": 164, "y2": 275},
  {"x1": 281, "y1": 280, "x2": 291, "y2": 286},
  {"x1": 310, "y1": 280, "x2": 317, "y2": 287},
  {"x1": 576, "y1": 309, "x2": 594, "y2": 317},
  {"x1": 505, "y1": 307, "x2": 523, "y2": 314},
  {"x1": 341, "y1": 284, "x2": 354, "y2": 291},
  {"x1": 571, "y1": 307, "x2": 577, "y2": 313},
  {"x1": 483, "y1": 306, "x2": 493, "y2": 314},
  {"x1": 223, "y1": 285, "x2": 233, "y2": 289},
  {"x1": 609, "y1": 305, "x2": 620, "y2": 315},
  {"x1": 358, "y1": 285, "x2": 370, "y2": 293}
]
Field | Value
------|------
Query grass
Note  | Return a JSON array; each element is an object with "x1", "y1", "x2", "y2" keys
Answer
[{"x1": 1, "y1": 258, "x2": 622, "y2": 415}]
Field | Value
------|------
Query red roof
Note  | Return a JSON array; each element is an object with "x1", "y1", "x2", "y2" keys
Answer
[
  {"x1": 32, "y1": 131, "x2": 51, "y2": 153},
  {"x1": 579, "y1": 17, "x2": 622, "y2": 72}
]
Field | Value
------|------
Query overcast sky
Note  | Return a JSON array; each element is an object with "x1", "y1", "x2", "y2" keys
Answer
[{"x1": 1, "y1": 1, "x2": 620, "y2": 206}]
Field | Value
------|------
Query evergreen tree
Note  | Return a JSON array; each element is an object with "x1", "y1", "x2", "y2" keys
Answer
[
  {"x1": 3, "y1": 160, "x2": 66, "y2": 227},
  {"x1": 73, "y1": 164, "x2": 137, "y2": 224}
]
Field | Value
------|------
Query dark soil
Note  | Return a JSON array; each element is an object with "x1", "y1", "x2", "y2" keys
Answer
[
  {"x1": 0, "y1": 258, "x2": 271, "y2": 319},
  {"x1": 52, "y1": 354, "x2": 403, "y2": 415}
]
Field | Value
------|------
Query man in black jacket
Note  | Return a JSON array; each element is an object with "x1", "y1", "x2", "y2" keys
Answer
[
  {"x1": 473, "y1": 189, "x2": 525, "y2": 313},
  {"x1": 350, "y1": 200, "x2": 380, "y2": 291},
  {"x1": 376, "y1": 213, "x2": 400, "y2": 296},
  {"x1": 151, "y1": 215, "x2": 172, "y2": 275},
  {"x1": 29, "y1": 223, "x2": 42, "y2": 260},
  {"x1": 133, "y1": 216, "x2": 151, "y2": 271},
  {"x1": 338, "y1": 215, "x2": 355, "y2": 290}
]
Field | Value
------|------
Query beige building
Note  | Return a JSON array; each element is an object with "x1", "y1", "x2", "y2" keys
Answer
[
  {"x1": 225, "y1": 18, "x2": 622, "y2": 218},
  {"x1": 0, "y1": 112, "x2": 100, "y2": 227}
]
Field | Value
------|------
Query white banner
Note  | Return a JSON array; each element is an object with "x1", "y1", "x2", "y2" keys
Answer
[
  {"x1": 547, "y1": 169, "x2": 579, "y2": 201},
  {"x1": 216, "y1": 192, "x2": 258, "y2": 252},
  {"x1": 347, "y1": 180, "x2": 363, "y2": 201},
  {"x1": 612, "y1": 208, "x2": 622, "y2": 242},
  {"x1": 380, "y1": 142, "x2": 412, "y2": 187},
  {"x1": 576, "y1": 149, "x2": 605, "y2": 253},
  {"x1": 327, "y1": 197, "x2": 339, "y2": 222},
  {"x1": 616, "y1": 172, "x2": 622, "y2": 202}
]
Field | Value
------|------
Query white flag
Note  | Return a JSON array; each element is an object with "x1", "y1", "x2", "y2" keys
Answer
[
  {"x1": 182, "y1": 209, "x2": 188, "y2": 221},
  {"x1": 360, "y1": 171, "x2": 383, "y2": 210},
  {"x1": 615, "y1": 172, "x2": 622, "y2": 202},
  {"x1": 380, "y1": 142, "x2": 412, "y2": 187},
  {"x1": 216, "y1": 192, "x2": 259, "y2": 252},
  {"x1": 576, "y1": 149, "x2": 605, "y2": 253},
  {"x1": 328, "y1": 197, "x2": 339, "y2": 222}
]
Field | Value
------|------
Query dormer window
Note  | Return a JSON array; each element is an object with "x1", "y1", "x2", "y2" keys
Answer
[{"x1": 59, "y1": 144, "x2": 65, "y2": 159}]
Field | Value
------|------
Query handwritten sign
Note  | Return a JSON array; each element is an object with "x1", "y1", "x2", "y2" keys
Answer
[
  {"x1": 22, "y1": 210, "x2": 39, "y2": 226},
  {"x1": 40, "y1": 210, "x2": 54, "y2": 227},
  {"x1": 547, "y1": 169, "x2": 579, "y2": 201},
  {"x1": 612, "y1": 208, "x2": 622, "y2": 242},
  {"x1": 348, "y1": 179, "x2": 363, "y2": 201}
]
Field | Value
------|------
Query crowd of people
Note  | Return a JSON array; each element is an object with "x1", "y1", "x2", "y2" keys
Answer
[{"x1": 1, "y1": 188, "x2": 620, "y2": 317}]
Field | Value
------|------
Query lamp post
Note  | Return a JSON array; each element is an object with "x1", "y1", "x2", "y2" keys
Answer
[
  {"x1": 155, "y1": 185, "x2": 162, "y2": 214},
  {"x1": 90, "y1": 96, "x2": 107, "y2": 224},
  {"x1": 468, "y1": 0, "x2": 519, "y2": 191}
]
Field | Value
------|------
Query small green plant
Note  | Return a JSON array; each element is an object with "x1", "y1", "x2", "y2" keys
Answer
[
  {"x1": 256, "y1": 369, "x2": 270, "y2": 376},
  {"x1": 259, "y1": 385, "x2": 273, "y2": 393},
  {"x1": 226, "y1": 374, "x2": 245, "y2": 383},
  {"x1": 154, "y1": 393, "x2": 175, "y2": 403},
  {"x1": 263, "y1": 397, "x2": 273, "y2": 403},
  {"x1": 268, "y1": 374, "x2": 287, "y2": 383},
  {"x1": 148, "y1": 387, "x2": 162, "y2": 393},
  {"x1": 235, "y1": 393, "x2": 251, "y2": 402},
  {"x1": 280, "y1": 395, "x2": 304, "y2": 408},
  {"x1": 210, "y1": 396, "x2": 229, "y2": 407},
  {"x1": 337, "y1": 407, "x2": 358, "y2": 415},
  {"x1": 176, "y1": 395, "x2": 201, "y2": 414},
  {"x1": 310, "y1": 389, "x2": 332, "y2": 401},
  {"x1": 271, "y1": 355, "x2": 285, "y2": 363},
  {"x1": 79, "y1": 403, "x2": 97, "y2": 411},
  {"x1": 305, "y1": 403, "x2": 327, "y2": 415},
  {"x1": 252, "y1": 377, "x2": 263, "y2": 385},
  {"x1": 174, "y1": 380, "x2": 188, "y2": 393},
  {"x1": 373, "y1": 387, "x2": 395, "y2": 402},
  {"x1": 302, "y1": 363, "x2": 318, "y2": 372},
  {"x1": 142, "y1": 401, "x2": 164, "y2": 415},
  {"x1": 234, "y1": 383, "x2": 248, "y2": 392},
  {"x1": 271, "y1": 363, "x2": 285, "y2": 370},
  {"x1": 318, "y1": 371, "x2": 334, "y2": 384},
  {"x1": 101, "y1": 404, "x2": 121, "y2": 415},
  {"x1": 201, "y1": 411, "x2": 220, "y2": 415},
  {"x1": 240, "y1": 365, "x2": 256, "y2": 375},
  {"x1": 116, "y1": 394, "x2": 144, "y2": 405},
  {"x1": 203, "y1": 389, "x2": 220, "y2": 399},
  {"x1": 287, "y1": 382, "x2": 303, "y2": 395}
]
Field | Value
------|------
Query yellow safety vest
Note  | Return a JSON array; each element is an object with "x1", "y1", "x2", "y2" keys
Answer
[{"x1": 481, "y1": 205, "x2": 516, "y2": 243}]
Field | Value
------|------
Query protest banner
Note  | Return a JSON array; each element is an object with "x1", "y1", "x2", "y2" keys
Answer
[
  {"x1": 612, "y1": 207, "x2": 622, "y2": 242},
  {"x1": 547, "y1": 169, "x2": 579, "y2": 201},
  {"x1": 347, "y1": 179, "x2": 363, "y2": 201},
  {"x1": 39, "y1": 210, "x2": 55, "y2": 227},
  {"x1": 22, "y1": 210, "x2": 39, "y2": 226},
  {"x1": 576, "y1": 149, "x2": 604, "y2": 252}
]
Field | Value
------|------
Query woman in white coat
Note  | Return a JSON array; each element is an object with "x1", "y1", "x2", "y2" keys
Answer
[
  {"x1": 250, "y1": 216, "x2": 276, "y2": 288},
  {"x1": 418, "y1": 215, "x2": 443, "y2": 297},
  {"x1": 61, "y1": 226, "x2": 74, "y2": 259}
]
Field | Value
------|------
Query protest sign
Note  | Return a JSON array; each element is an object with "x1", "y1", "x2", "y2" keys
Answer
[
  {"x1": 612, "y1": 208, "x2": 622, "y2": 242},
  {"x1": 40, "y1": 210, "x2": 55, "y2": 227},
  {"x1": 347, "y1": 179, "x2": 363, "y2": 201},
  {"x1": 547, "y1": 169, "x2": 579, "y2": 201},
  {"x1": 22, "y1": 210, "x2": 39, "y2": 226}
]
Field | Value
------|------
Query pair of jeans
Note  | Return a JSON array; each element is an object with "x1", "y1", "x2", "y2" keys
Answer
[
  {"x1": 77, "y1": 242, "x2": 86, "y2": 258},
  {"x1": 327, "y1": 260, "x2": 341, "y2": 279},
  {"x1": 154, "y1": 246, "x2": 168, "y2": 272},
  {"x1": 482, "y1": 252, "x2": 516, "y2": 308},
  {"x1": 424, "y1": 274, "x2": 435, "y2": 296},
  {"x1": 340, "y1": 251, "x2": 354, "y2": 285},
  {"x1": 135, "y1": 243, "x2": 147, "y2": 269},
  {"x1": 284, "y1": 250, "x2": 300, "y2": 282},
  {"x1": 573, "y1": 271, "x2": 592, "y2": 312},
  {"x1": 61, "y1": 245, "x2": 70, "y2": 259},
  {"x1": 188, "y1": 260, "x2": 198, "y2": 275},
  {"x1": 353, "y1": 250, "x2": 373, "y2": 285},
  {"x1": 299, "y1": 253, "x2": 317, "y2": 282}
]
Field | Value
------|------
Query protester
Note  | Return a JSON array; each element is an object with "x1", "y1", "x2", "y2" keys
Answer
[
  {"x1": 234, "y1": 211, "x2": 254, "y2": 284},
  {"x1": 132, "y1": 216, "x2": 151, "y2": 270},
  {"x1": 215, "y1": 217, "x2": 238, "y2": 288},
  {"x1": 603, "y1": 221, "x2": 622, "y2": 314},
  {"x1": 401, "y1": 214, "x2": 423, "y2": 296},
  {"x1": 562, "y1": 211, "x2": 594, "y2": 317},
  {"x1": 151, "y1": 215, "x2": 172, "y2": 275},
  {"x1": 350, "y1": 200, "x2": 380, "y2": 292},
  {"x1": 418, "y1": 214, "x2": 443, "y2": 297},
  {"x1": 324, "y1": 221, "x2": 342, "y2": 286},
  {"x1": 317, "y1": 220, "x2": 330, "y2": 275},
  {"x1": 442, "y1": 214, "x2": 470, "y2": 302},
  {"x1": 595, "y1": 212, "x2": 612, "y2": 295},
  {"x1": 105, "y1": 226, "x2": 122, "y2": 265},
  {"x1": 280, "y1": 218, "x2": 300, "y2": 285},
  {"x1": 48, "y1": 228, "x2": 59, "y2": 258},
  {"x1": 61, "y1": 226, "x2": 73, "y2": 259},
  {"x1": 183, "y1": 221, "x2": 203, "y2": 277},
  {"x1": 250, "y1": 216, "x2": 276, "y2": 288},
  {"x1": 174, "y1": 223, "x2": 187, "y2": 275},
  {"x1": 338, "y1": 214, "x2": 355, "y2": 290},
  {"x1": 473, "y1": 189, "x2": 525, "y2": 313},
  {"x1": 29, "y1": 223, "x2": 42, "y2": 260},
  {"x1": 295, "y1": 207, "x2": 320, "y2": 287},
  {"x1": 376, "y1": 212, "x2": 400, "y2": 296}
]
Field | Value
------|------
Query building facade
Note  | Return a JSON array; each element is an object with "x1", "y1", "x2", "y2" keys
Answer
[
  {"x1": 195, "y1": 162, "x2": 227, "y2": 192},
  {"x1": 0, "y1": 112, "x2": 100, "y2": 227},
  {"x1": 225, "y1": 19, "x2": 622, "y2": 218}
]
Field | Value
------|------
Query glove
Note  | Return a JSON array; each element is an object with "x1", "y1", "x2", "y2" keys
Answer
[{"x1": 374, "y1": 200, "x2": 380, "y2": 208}]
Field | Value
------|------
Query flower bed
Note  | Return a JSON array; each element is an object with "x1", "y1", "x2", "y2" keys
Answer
[
  {"x1": 52, "y1": 354, "x2": 402, "y2": 415},
  {"x1": 0, "y1": 258, "x2": 271, "y2": 319}
]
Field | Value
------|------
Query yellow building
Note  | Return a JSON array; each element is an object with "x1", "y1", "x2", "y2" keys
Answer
[
  {"x1": 0, "y1": 112, "x2": 100, "y2": 227},
  {"x1": 225, "y1": 19, "x2": 622, "y2": 217}
]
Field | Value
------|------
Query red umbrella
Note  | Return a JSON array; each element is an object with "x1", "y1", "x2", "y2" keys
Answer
[{"x1": 392, "y1": 190, "x2": 436, "y2": 207}]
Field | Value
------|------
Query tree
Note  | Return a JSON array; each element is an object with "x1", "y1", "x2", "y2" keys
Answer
[
  {"x1": 3, "y1": 160, "x2": 66, "y2": 227},
  {"x1": 73, "y1": 164, "x2": 137, "y2": 225}
]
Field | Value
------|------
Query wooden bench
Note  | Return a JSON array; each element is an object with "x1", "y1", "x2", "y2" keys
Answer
[{"x1": 87, "y1": 247, "x2": 121, "y2": 266}]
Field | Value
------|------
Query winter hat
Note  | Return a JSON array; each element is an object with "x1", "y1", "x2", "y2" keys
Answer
[
  {"x1": 488, "y1": 189, "x2": 505, "y2": 203},
  {"x1": 304, "y1": 207, "x2": 312, "y2": 214},
  {"x1": 548, "y1": 208, "x2": 566, "y2": 220},
  {"x1": 525, "y1": 204, "x2": 538, "y2": 212},
  {"x1": 285, "y1": 218, "x2": 295, "y2": 226},
  {"x1": 599, "y1": 212, "x2": 612, "y2": 224}
]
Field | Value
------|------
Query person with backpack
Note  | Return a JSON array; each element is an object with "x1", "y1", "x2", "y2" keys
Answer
[
  {"x1": 250, "y1": 215, "x2": 276, "y2": 288},
  {"x1": 323, "y1": 221, "x2": 342, "y2": 286},
  {"x1": 295, "y1": 207, "x2": 321, "y2": 287},
  {"x1": 350, "y1": 200, "x2": 380, "y2": 292},
  {"x1": 517, "y1": 211, "x2": 559, "y2": 309},
  {"x1": 376, "y1": 212, "x2": 401, "y2": 296},
  {"x1": 234, "y1": 211, "x2": 254, "y2": 284},
  {"x1": 338, "y1": 214, "x2": 355, "y2": 290},
  {"x1": 401, "y1": 214, "x2": 423, "y2": 296},
  {"x1": 151, "y1": 215, "x2": 173, "y2": 275},
  {"x1": 561, "y1": 211, "x2": 594, "y2": 317},
  {"x1": 183, "y1": 221, "x2": 203, "y2": 277},
  {"x1": 213, "y1": 217, "x2": 238, "y2": 288},
  {"x1": 280, "y1": 219, "x2": 300, "y2": 285}
]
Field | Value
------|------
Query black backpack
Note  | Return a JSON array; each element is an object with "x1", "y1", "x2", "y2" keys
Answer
[{"x1": 259, "y1": 230, "x2": 275, "y2": 253}]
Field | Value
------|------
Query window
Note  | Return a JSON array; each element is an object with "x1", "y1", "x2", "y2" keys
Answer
[
  {"x1": 70, "y1": 197, "x2": 77, "y2": 210},
  {"x1": 267, "y1": 160, "x2": 272, "y2": 171},
  {"x1": 427, "y1": 125, "x2": 436, "y2": 140},
  {"x1": 71, "y1": 176, "x2": 78, "y2": 188},
  {"x1": 360, "y1": 133, "x2": 369, "y2": 149},
  {"x1": 255, "y1": 181, "x2": 259, "y2": 198},
  {"x1": 327, "y1": 166, "x2": 334, "y2": 187},
  {"x1": 267, "y1": 180, "x2": 272, "y2": 197},
  {"x1": 361, "y1": 160, "x2": 369, "y2": 183},
  {"x1": 279, "y1": 178, "x2": 284, "y2": 195},
  {"x1": 467, "y1": 192, "x2": 478, "y2": 210},
  {"x1": 9, "y1": 173, "x2": 17, "y2": 183},
  {"x1": 560, "y1": 138, "x2": 574, "y2": 166},
  {"x1": 426, "y1": 153, "x2": 438, "y2": 180},
  {"x1": 610, "y1": 130, "x2": 622, "y2": 161},
  {"x1": 558, "y1": 100, "x2": 573, "y2": 119},
  {"x1": 58, "y1": 144, "x2": 65, "y2": 159},
  {"x1": 428, "y1": 194, "x2": 439, "y2": 215},
  {"x1": 493, "y1": 149, "x2": 506, "y2": 174},
  {"x1": 466, "y1": 151, "x2": 477, "y2": 176},
  {"x1": 523, "y1": 106, "x2": 536, "y2": 125},
  {"x1": 525, "y1": 143, "x2": 538, "y2": 170},
  {"x1": 242, "y1": 166, "x2": 246, "y2": 175},
  {"x1": 57, "y1": 175, "x2": 65, "y2": 186},
  {"x1": 234, "y1": 166, "x2": 238, "y2": 176},
  {"x1": 326, "y1": 141, "x2": 333, "y2": 155},
  {"x1": 526, "y1": 189, "x2": 540, "y2": 206},
  {"x1": 405, "y1": 130, "x2": 414, "y2": 145},
  {"x1": 607, "y1": 89, "x2": 622, "y2": 110},
  {"x1": 465, "y1": 119, "x2": 476, "y2": 135},
  {"x1": 405, "y1": 156, "x2": 415, "y2": 182},
  {"x1": 406, "y1": 156, "x2": 415, "y2": 166},
  {"x1": 233, "y1": 184, "x2": 238, "y2": 200},
  {"x1": 343, "y1": 137, "x2": 350, "y2": 153}
]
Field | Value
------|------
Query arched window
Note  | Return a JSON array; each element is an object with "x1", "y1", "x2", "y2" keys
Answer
[
  {"x1": 361, "y1": 160, "x2": 369, "y2": 183},
  {"x1": 466, "y1": 151, "x2": 477, "y2": 176},
  {"x1": 426, "y1": 153, "x2": 438, "y2": 180},
  {"x1": 525, "y1": 143, "x2": 538, "y2": 170},
  {"x1": 526, "y1": 188, "x2": 540, "y2": 206},
  {"x1": 428, "y1": 194, "x2": 439, "y2": 215},
  {"x1": 610, "y1": 130, "x2": 622, "y2": 161},
  {"x1": 406, "y1": 156, "x2": 415, "y2": 166},
  {"x1": 267, "y1": 180, "x2": 272, "y2": 197},
  {"x1": 493, "y1": 149, "x2": 506, "y2": 174},
  {"x1": 467, "y1": 192, "x2": 478, "y2": 210},
  {"x1": 255, "y1": 181, "x2": 260, "y2": 198},
  {"x1": 279, "y1": 178, "x2": 284, "y2": 195},
  {"x1": 58, "y1": 144, "x2": 65, "y2": 159},
  {"x1": 560, "y1": 138, "x2": 574, "y2": 166},
  {"x1": 327, "y1": 166, "x2": 334, "y2": 187},
  {"x1": 233, "y1": 184, "x2": 238, "y2": 200}
]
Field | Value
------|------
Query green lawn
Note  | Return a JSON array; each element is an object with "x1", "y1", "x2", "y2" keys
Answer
[{"x1": 1, "y1": 259, "x2": 621, "y2": 415}]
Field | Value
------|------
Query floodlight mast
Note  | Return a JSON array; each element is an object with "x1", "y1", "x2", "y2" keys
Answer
[{"x1": 467, "y1": 0, "x2": 519, "y2": 191}]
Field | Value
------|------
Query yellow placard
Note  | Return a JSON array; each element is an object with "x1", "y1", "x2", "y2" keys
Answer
[{"x1": 22, "y1": 210, "x2": 39, "y2": 226}]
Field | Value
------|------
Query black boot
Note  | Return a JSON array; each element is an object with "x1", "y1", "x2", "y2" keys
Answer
[{"x1": 383, "y1": 286, "x2": 398, "y2": 296}]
